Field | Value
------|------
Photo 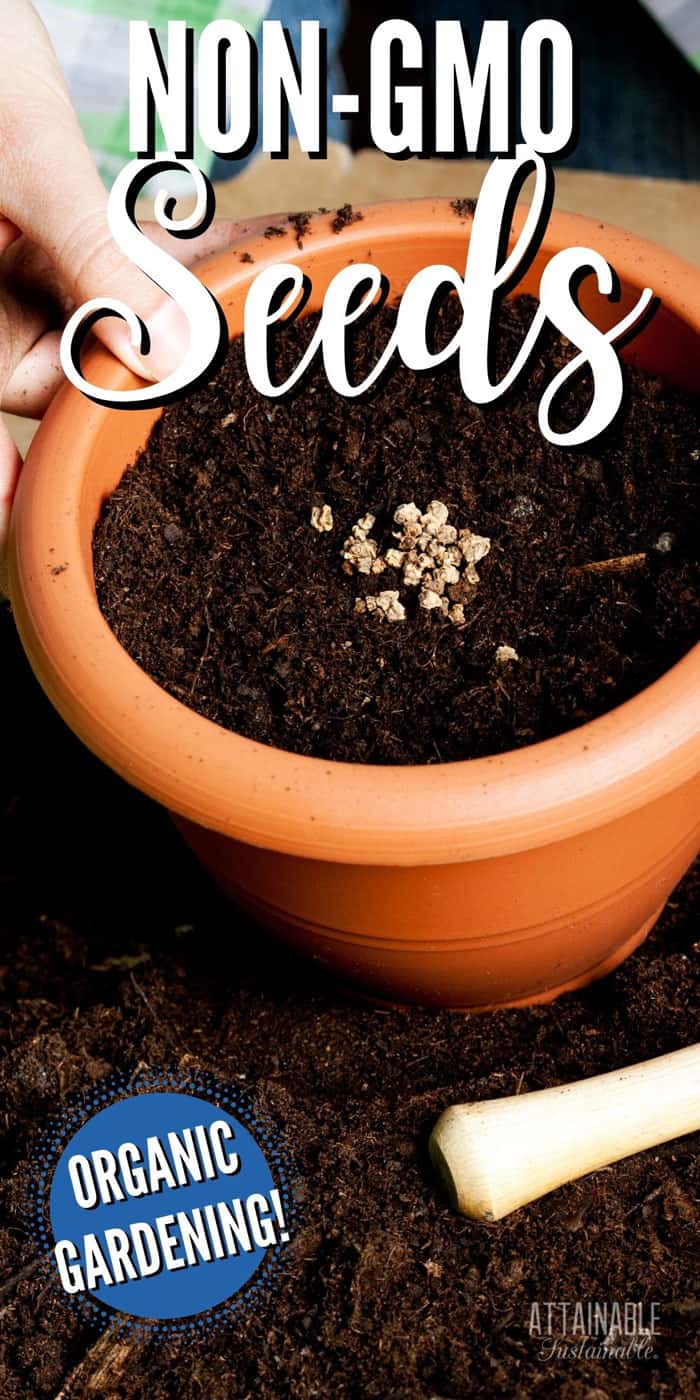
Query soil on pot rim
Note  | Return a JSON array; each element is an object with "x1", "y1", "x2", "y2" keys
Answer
[
  {"x1": 93, "y1": 293, "x2": 700, "y2": 764},
  {"x1": 0, "y1": 604, "x2": 698, "y2": 1399}
]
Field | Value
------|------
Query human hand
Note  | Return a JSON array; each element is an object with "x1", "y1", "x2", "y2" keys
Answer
[{"x1": 0, "y1": 2, "x2": 252, "y2": 590}]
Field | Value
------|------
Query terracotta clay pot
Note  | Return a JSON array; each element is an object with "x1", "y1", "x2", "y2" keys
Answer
[{"x1": 9, "y1": 201, "x2": 700, "y2": 1007}]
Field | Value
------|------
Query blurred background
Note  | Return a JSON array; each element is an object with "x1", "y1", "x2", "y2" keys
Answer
[{"x1": 35, "y1": 0, "x2": 700, "y2": 183}]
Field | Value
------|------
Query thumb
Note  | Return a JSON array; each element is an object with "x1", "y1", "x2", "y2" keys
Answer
[
  {"x1": 44, "y1": 189, "x2": 190, "y2": 382},
  {"x1": 5, "y1": 144, "x2": 186, "y2": 383}
]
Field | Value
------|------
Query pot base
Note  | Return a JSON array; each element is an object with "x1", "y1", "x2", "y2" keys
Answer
[{"x1": 348, "y1": 902, "x2": 665, "y2": 1012}]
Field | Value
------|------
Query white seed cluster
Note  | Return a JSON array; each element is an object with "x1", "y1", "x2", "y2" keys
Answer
[
  {"x1": 495, "y1": 644, "x2": 519, "y2": 664},
  {"x1": 354, "y1": 590, "x2": 406, "y2": 621},
  {"x1": 344, "y1": 501, "x2": 491, "y2": 625},
  {"x1": 341, "y1": 513, "x2": 387, "y2": 575}
]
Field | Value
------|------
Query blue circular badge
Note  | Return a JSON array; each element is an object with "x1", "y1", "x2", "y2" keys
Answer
[{"x1": 43, "y1": 1082, "x2": 294, "y2": 1325}]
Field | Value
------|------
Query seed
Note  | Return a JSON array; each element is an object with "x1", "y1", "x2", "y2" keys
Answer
[
  {"x1": 384, "y1": 548, "x2": 405, "y2": 568},
  {"x1": 420, "y1": 587, "x2": 444, "y2": 611},
  {"x1": 510, "y1": 494, "x2": 535, "y2": 520},
  {"x1": 653, "y1": 531, "x2": 674, "y2": 554},
  {"x1": 374, "y1": 590, "x2": 406, "y2": 621},
  {"x1": 426, "y1": 499, "x2": 449, "y2": 526},
  {"x1": 311, "y1": 503, "x2": 334, "y2": 532},
  {"x1": 394, "y1": 502, "x2": 421, "y2": 526}
]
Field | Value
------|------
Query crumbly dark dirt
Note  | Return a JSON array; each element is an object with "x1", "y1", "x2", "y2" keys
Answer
[
  {"x1": 288, "y1": 211, "x2": 312, "y2": 248},
  {"x1": 0, "y1": 603, "x2": 698, "y2": 1399},
  {"x1": 93, "y1": 294, "x2": 700, "y2": 765},
  {"x1": 331, "y1": 202, "x2": 364, "y2": 232},
  {"x1": 450, "y1": 196, "x2": 478, "y2": 219}
]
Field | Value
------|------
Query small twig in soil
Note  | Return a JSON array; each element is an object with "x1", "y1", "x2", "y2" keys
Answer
[
  {"x1": 0, "y1": 1252, "x2": 51, "y2": 1313},
  {"x1": 623, "y1": 1182, "x2": 666, "y2": 1219},
  {"x1": 261, "y1": 635, "x2": 290, "y2": 656},
  {"x1": 190, "y1": 594, "x2": 213, "y2": 699},
  {"x1": 53, "y1": 1330, "x2": 140, "y2": 1400},
  {"x1": 129, "y1": 970, "x2": 158, "y2": 1020},
  {"x1": 567, "y1": 553, "x2": 648, "y2": 578}
]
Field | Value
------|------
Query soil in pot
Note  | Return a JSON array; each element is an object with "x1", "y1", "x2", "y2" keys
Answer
[{"x1": 93, "y1": 293, "x2": 700, "y2": 765}]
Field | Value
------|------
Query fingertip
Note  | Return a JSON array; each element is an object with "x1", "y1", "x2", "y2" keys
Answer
[
  {"x1": 144, "y1": 299, "x2": 190, "y2": 380},
  {"x1": 97, "y1": 300, "x2": 190, "y2": 383}
]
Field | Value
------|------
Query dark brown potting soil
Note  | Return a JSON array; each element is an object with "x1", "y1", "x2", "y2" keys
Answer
[
  {"x1": 0, "y1": 604, "x2": 698, "y2": 1398},
  {"x1": 93, "y1": 293, "x2": 699, "y2": 765}
]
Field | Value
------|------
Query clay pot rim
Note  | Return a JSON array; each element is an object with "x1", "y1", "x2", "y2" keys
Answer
[{"x1": 9, "y1": 199, "x2": 700, "y2": 866}]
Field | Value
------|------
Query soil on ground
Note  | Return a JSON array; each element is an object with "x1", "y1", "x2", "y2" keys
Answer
[{"x1": 0, "y1": 605, "x2": 698, "y2": 1399}]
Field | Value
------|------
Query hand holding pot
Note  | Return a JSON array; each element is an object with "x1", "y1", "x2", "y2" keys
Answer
[{"x1": 0, "y1": 0, "x2": 249, "y2": 591}]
